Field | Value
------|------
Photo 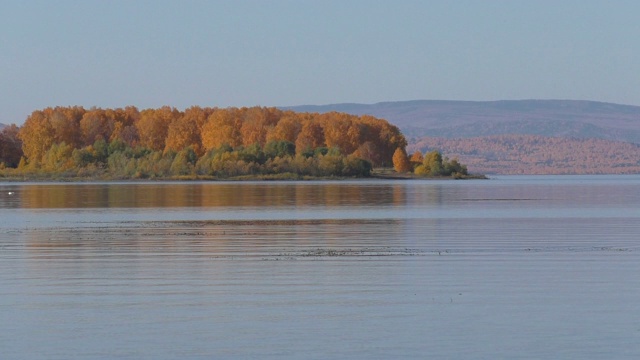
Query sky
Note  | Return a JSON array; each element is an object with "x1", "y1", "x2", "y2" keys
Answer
[{"x1": 2, "y1": 0, "x2": 640, "y2": 124}]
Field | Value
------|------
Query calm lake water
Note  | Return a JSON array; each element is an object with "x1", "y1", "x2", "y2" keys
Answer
[{"x1": 1, "y1": 176, "x2": 640, "y2": 359}]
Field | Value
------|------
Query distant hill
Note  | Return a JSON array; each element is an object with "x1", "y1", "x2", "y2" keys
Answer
[
  {"x1": 409, "y1": 135, "x2": 640, "y2": 175},
  {"x1": 286, "y1": 99, "x2": 640, "y2": 143},
  {"x1": 285, "y1": 99, "x2": 640, "y2": 174}
]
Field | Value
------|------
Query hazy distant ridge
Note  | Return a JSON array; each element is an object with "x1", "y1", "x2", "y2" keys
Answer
[
  {"x1": 285, "y1": 99, "x2": 640, "y2": 174},
  {"x1": 408, "y1": 135, "x2": 640, "y2": 175},
  {"x1": 285, "y1": 99, "x2": 640, "y2": 143}
]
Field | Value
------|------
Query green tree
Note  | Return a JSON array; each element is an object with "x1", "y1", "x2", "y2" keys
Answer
[
  {"x1": 41, "y1": 142, "x2": 74, "y2": 172},
  {"x1": 170, "y1": 147, "x2": 197, "y2": 175},
  {"x1": 423, "y1": 150, "x2": 443, "y2": 176},
  {"x1": 264, "y1": 140, "x2": 295, "y2": 159},
  {"x1": 92, "y1": 139, "x2": 109, "y2": 164},
  {"x1": 443, "y1": 157, "x2": 468, "y2": 176}
]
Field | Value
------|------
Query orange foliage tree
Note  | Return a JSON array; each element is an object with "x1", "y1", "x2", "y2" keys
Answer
[
  {"x1": 239, "y1": 107, "x2": 281, "y2": 147},
  {"x1": 18, "y1": 110, "x2": 55, "y2": 162},
  {"x1": 135, "y1": 106, "x2": 180, "y2": 151},
  {"x1": 392, "y1": 147, "x2": 412, "y2": 173},
  {"x1": 49, "y1": 106, "x2": 84, "y2": 148},
  {"x1": 80, "y1": 108, "x2": 115, "y2": 146},
  {"x1": 201, "y1": 108, "x2": 243, "y2": 151},
  {"x1": 295, "y1": 120, "x2": 325, "y2": 154},
  {"x1": 265, "y1": 112, "x2": 302, "y2": 144},
  {"x1": 164, "y1": 107, "x2": 208, "y2": 155},
  {"x1": 409, "y1": 151, "x2": 423, "y2": 166},
  {"x1": 109, "y1": 106, "x2": 140, "y2": 147},
  {"x1": 320, "y1": 112, "x2": 358, "y2": 154}
]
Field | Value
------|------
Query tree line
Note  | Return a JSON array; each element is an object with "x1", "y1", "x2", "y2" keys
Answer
[
  {"x1": 0, "y1": 106, "x2": 408, "y2": 178},
  {"x1": 0, "y1": 105, "x2": 474, "y2": 179}
]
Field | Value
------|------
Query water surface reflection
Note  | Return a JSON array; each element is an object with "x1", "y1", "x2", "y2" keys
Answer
[
  {"x1": 2, "y1": 177, "x2": 640, "y2": 359},
  {"x1": 2, "y1": 181, "x2": 413, "y2": 209}
]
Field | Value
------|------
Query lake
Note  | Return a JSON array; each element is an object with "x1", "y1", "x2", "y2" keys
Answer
[{"x1": 1, "y1": 176, "x2": 640, "y2": 359}]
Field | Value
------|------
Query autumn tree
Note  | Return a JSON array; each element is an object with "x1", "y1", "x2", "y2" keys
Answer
[
  {"x1": 80, "y1": 108, "x2": 115, "y2": 146},
  {"x1": 352, "y1": 115, "x2": 407, "y2": 167},
  {"x1": 49, "y1": 106, "x2": 84, "y2": 148},
  {"x1": 201, "y1": 109, "x2": 242, "y2": 150},
  {"x1": 392, "y1": 147, "x2": 412, "y2": 173},
  {"x1": 164, "y1": 106, "x2": 207, "y2": 155},
  {"x1": 240, "y1": 107, "x2": 280, "y2": 147},
  {"x1": 350, "y1": 141, "x2": 373, "y2": 164},
  {"x1": 376, "y1": 121, "x2": 407, "y2": 167},
  {"x1": 136, "y1": 106, "x2": 179, "y2": 151},
  {"x1": 111, "y1": 122, "x2": 139, "y2": 148},
  {"x1": 321, "y1": 112, "x2": 356, "y2": 154},
  {"x1": 409, "y1": 151, "x2": 423, "y2": 167},
  {"x1": 18, "y1": 110, "x2": 55, "y2": 162},
  {"x1": 109, "y1": 106, "x2": 140, "y2": 147},
  {"x1": 295, "y1": 120, "x2": 325, "y2": 155},
  {"x1": 345, "y1": 121, "x2": 365, "y2": 155},
  {"x1": 265, "y1": 113, "x2": 302, "y2": 144}
]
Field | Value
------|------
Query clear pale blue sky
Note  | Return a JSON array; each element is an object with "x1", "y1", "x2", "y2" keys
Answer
[{"x1": 2, "y1": 0, "x2": 640, "y2": 124}]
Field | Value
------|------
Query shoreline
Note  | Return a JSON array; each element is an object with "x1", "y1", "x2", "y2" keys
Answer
[{"x1": 0, "y1": 169, "x2": 487, "y2": 183}]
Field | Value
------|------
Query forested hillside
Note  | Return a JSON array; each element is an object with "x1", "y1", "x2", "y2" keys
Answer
[
  {"x1": 409, "y1": 135, "x2": 640, "y2": 175},
  {"x1": 287, "y1": 99, "x2": 640, "y2": 174},
  {"x1": 0, "y1": 106, "x2": 409, "y2": 179}
]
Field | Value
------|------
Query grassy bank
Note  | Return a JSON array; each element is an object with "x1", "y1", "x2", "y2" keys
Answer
[
  {"x1": 0, "y1": 167, "x2": 486, "y2": 182},
  {"x1": 371, "y1": 168, "x2": 487, "y2": 180}
]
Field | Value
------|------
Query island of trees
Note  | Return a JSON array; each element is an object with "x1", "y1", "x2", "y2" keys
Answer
[{"x1": 0, "y1": 106, "x2": 472, "y2": 180}]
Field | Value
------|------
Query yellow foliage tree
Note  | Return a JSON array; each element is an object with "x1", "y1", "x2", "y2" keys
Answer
[
  {"x1": 18, "y1": 110, "x2": 55, "y2": 163},
  {"x1": 201, "y1": 109, "x2": 243, "y2": 151},
  {"x1": 163, "y1": 107, "x2": 207, "y2": 155},
  {"x1": 135, "y1": 106, "x2": 179, "y2": 151}
]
